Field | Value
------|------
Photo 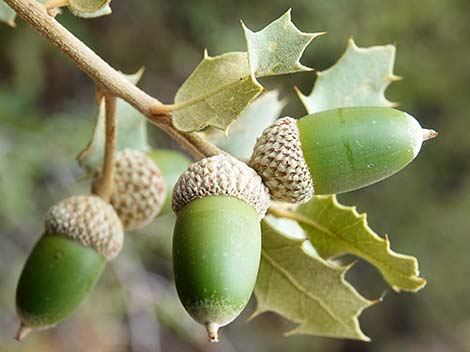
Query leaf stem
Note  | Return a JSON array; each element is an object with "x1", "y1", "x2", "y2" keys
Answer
[
  {"x1": 3, "y1": 0, "x2": 223, "y2": 160},
  {"x1": 93, "y1": 93, "x2": 117, "y2": 202},
  {"x1": 150, "y1": 76, "x2": 259, "y2": 115}
]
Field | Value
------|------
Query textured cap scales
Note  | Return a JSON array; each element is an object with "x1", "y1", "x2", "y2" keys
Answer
[
  {"x1": 172, "y1": 154, "x2": 270, "y2": 219},
  {"x1": 44, "y1": 195, "x2": 124, "y2": 260},
  {"x1": 106, "y1": 149, "x2": 166, "y2": 230},
  {"x1": 249, "y1": 117, "x2": 314, "y2": 204}
]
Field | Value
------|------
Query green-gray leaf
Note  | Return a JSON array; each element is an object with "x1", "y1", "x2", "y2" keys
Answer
[
  {"x1": 172, "y1": 51, "x2": 263, "y2": 133},
  {"x1": 253, "y1": 220, "x2": 372, "y2": 340},
  {"x1": 68, "y1": 4, "x2": 111, "y2": 18},
  {"x1": 77, "y1": 68, "x2": 149, "y2": 170},
  {"x1": 204, "y1": 90, "x2": 286, "y2": 160},
  {"x1": 296, "y1": 195, "x2": 426, "y2": 292},
  {"x1": 68, "y1": 0, "x2": 110, "y2": 14},
  {"x1": 297, "y1": 38, "x2": 399, "y2": 113},
  {"x1": 0, "y1": 1, "x2": 15, "y2": 27},
  {"x1": 242, "y1": 9, "x2": 323, "y2": 77}
]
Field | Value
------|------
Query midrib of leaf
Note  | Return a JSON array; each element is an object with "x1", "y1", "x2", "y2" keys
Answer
[
  {"x1": 271, "y1": 208, "x2": 417, "y2": 282},
  {"x1": 261, "y1": 247, "x2": 353, "y2": 333},
  {"x1": 173, "y1": 76, "x2": 256, "y2": 110}
]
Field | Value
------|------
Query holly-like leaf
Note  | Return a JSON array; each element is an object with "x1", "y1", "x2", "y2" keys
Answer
[
  {"x1": 242, "y1": 9, "x2": 323, "y2": 77},
  {"x1": 68, "y1": 4, "x2": 112, "y2": 19},
  {"x1": 68, "y1": 0, "x2": 110, "y2": 14},
  {"x1": 0, "y1": 1, "x2": 15, "y2": 27},
  {"x1": 172, "y1": 12, "x2": 322, "y2": 133},
  {"x1": 253, "y1": 220, "x2": 372, "y2": 340},
  {"x1": 297, "y1": 38, "x2": 400, "y2": 114},
  {"x1": 172, "y1": 51, "x2": 263, "y2": 132},
  {"x1": 204, "y1": 90, "x2": 286, "y2": 160},
  {"x1": 77, "y1": 68, "x2": 149, "y2": 170},
  {"x1": 295, "y1": 195, "x2": 426, "y2": 292}
]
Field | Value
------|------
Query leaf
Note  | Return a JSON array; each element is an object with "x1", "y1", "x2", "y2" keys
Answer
[
  {"x1": 0, "y1": 1, "x2": 15, "y2": 27},
  {"x1": 297, "y1": 38, "x2": 400, "y2": 114},
  {"x1": 253, "y1": 220, "x2": 373, "y2": 340},
  {"x1": 295, "y1": 195, "x2": 426, "y2": 292},
  {"x1": 172, "y1": 51, "x2": 263, "y2": 133},
  {"x1": 68, "y1": 4, "x2": 112, "y2": 18},
  {"x1": 77, "y1": 68, "x2": 149, "y2": 170},
  {"x1": 242, "y1": 9, "x2": 323, "y2": 77},
  {"x1": 172, "y1": 11, "x2": 322, "y2": 133},
  {"x1": 68, "y1": 0, "x2": 110, "y2": 14},
  {"x1": 203, "y1": 90, "x2": 286, "y2": 160}
]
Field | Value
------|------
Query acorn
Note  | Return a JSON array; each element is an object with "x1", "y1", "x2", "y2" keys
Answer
[
  {"x1": 250, "y1": 106, "x2": 437, "y2": 202},
  {"x1": 147, "y1": 149, "x2": 192, "y2": 214},
  {"x1": 15, "y1": 195, "x2": 124, "y2": 341},
  {"x1": 172, "y1": 154, "x2": 270, "y2": 342},
  {"x1": 95, "y1": 148, "x2": 166, "y2": 230}
]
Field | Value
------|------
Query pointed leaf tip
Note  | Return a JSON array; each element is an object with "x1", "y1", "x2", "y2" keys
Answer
[
  {"x1": 296, "y1": 195, "x2": 426, "y2": 292},
  {"x1": 243, "y1": 10, "x2": 324, "y2": 77},
  {"x1": 254, "y1": 221, "x2": 373, "y2": 340},
  {"x1": 298, "y1": 39, "x2": 399, "y2": 113}
]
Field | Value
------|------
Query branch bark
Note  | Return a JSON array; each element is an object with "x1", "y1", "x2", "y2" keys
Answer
[{"x1": 3, "y1": 0, "x2": 222, "y2": 160}]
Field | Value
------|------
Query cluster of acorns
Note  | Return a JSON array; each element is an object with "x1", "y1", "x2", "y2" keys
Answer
[{"x1": 15, "y1": 107, "x2": 436, "y2": 342}]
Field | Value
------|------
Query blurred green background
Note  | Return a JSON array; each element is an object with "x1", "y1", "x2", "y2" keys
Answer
[{"x1": 0, "y1": 0, "x2": 469, "y2": 351}]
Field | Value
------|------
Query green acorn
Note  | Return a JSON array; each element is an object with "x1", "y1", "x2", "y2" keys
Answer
[
  {"x1": 15, "y1": 195, "x2": 124, "y2": 341},
  {"x1": 172, "y1": 154, "x2": 270, "y2": 342},
  {"x1": 94, "y1": 148, "x2": 166, "y2": 230},
  {"x1": 250, "y1": 106, "x2": 437, "y2": 203},
  {"x1": 147, "y1": 149, "x2": 192, "y2": 214}
]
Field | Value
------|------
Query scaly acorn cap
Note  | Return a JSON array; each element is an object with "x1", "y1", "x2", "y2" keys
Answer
[
  {"x1": 44, "y1": 195, "x2": 124, "y2": 260},
  {"x1": 101, "y1": 149, "x2": 167, "y2": 230},
  {"x1": 172, "y1": 154, "x2": 271, "y2": 219},
  {"x1": 249, "y1": 117, "x2": 314, "y2": 204}
]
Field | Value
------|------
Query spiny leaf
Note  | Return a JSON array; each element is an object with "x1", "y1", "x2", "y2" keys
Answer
[
  {"x1": 172, "y1": 51, "x2": 263, "y2": 132},
  {"x1": 68, "y1": 4, "x2": 112, "y2": 18},
  {"x1": 172, "y1": 11, "x2": 323, "y2": 133},
  {"x1": 203, "y1": 90, "x2": 286, "y2": 160},
  {"x1": 253, "y1": 220, "x2": 373, "y2": 340},
  {"x1": 296, "y1": 195, "x2": 426, "y2": 292},
  {"x1": 297, "y1": 38, "x2": 400, "y2": 113},
  {"x1": 0, "y1": 1, "x2": 15, "y2": 27},
  {"x1": 77, "y1": 68, "x2": 149, "y2": 170},
  {"x1": 242, "y1": 9, "x2": 323, "y2": 77},
  {"x1": 68, "y1": 0, "x2": 110, "y2": 14}
]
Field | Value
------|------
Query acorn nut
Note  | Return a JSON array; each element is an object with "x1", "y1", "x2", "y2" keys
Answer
[
  {"x1": 15, "y1": 195, "x2": 124, "y2": 341},
  {"x1": 250, "y1": 106, "x2": 437, "y2": 202},
  {"x1": 95, "y1": 148, "x2": 167, "y2": 230},
  {"x1": 172, "y1": 154, "x2": 270, "y2": 342}
]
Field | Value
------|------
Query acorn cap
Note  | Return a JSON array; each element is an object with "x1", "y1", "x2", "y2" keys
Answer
[
  {"x1": 172, "y1": 154, "x2": 271, "y2": 219},
  {"x1": 249, "y1": 117, "x2": 314, "y2": 204},
  {"x1": 44, "y1": 195, "x2": 124, "y2": 260},
  {"x1": 106, "y1": 149, "x2": 166, "y2": 230}
]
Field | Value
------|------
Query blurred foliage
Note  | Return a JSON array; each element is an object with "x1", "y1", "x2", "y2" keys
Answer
[{"x1": 0, "y1": 0, "x2": 469, "y2": 351}]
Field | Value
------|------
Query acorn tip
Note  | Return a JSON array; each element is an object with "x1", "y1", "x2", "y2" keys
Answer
[
  {"x1": 205, "y1": 322, "x2": 219, "y2": 343},
  {"x1": 423, "y1": 129, "x2": 438, "y2": 141},
  {"x1": 15, "y1": 323, "x2": 32, "y2": 342}
]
